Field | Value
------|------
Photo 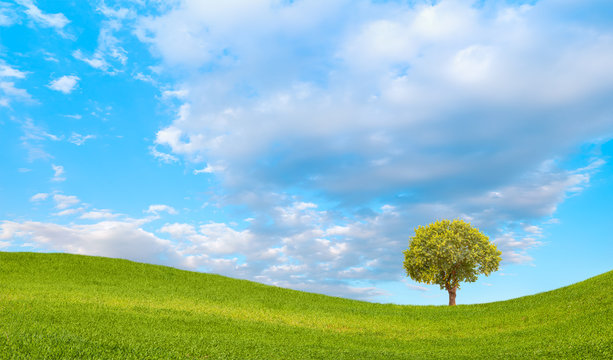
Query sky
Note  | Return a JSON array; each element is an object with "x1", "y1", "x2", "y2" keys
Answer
[{"x1": 1, "y1": 0, "x2": 612, "y2": 305}]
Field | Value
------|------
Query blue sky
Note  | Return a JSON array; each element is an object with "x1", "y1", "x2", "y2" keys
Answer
[{"x1": 1, "y1": 0, "x2": 612, "y2": 305}]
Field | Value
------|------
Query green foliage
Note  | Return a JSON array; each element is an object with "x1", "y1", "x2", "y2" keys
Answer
[
  {"x1": 1, "y1": 252, "x2": 612, "y2": 359},
  {"x1": 403, "y1": 219, "x2": 501, "y2": 290}
]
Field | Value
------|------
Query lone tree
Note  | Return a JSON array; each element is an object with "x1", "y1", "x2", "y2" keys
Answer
[{"x1": 403, "y1": 219, "x2": 501, "y2": 306}]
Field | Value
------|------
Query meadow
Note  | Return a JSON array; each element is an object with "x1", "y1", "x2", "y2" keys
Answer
[{"x1": 1, "y1": 252, "x2": 611, "y2": 359}]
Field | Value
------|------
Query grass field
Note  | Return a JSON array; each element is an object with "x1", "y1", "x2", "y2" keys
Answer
[{"x1": 0, "y1": 252, "x2": 611, "y2": 359}]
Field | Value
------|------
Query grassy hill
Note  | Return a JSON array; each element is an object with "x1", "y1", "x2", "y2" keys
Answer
[{"x1": 0, "y1": 252, "x2": 611, "y2": 359}]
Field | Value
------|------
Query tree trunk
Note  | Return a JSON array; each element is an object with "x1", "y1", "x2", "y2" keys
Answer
[{"x1": 448, "y1": 285, "x2": 458, "y2": 306}]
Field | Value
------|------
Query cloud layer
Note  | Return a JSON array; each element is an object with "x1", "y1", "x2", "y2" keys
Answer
[
  {"x1": 145, "y1": 0, "x2": 613, "y2": 204},
  {"x1": 141, "y1": 0, "x2": 613, "y2": 274},
  {"x1": 2, "y1": 0, "x2": 613, "y2": 301}
]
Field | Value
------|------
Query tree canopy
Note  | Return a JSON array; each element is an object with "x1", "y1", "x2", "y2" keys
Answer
[{"x1": 403, "y1": 219, "x2": 502, "y2": 305}]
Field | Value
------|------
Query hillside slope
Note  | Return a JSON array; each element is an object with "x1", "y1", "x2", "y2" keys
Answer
[{"x1": 1, "y1": 252, "x2": 611, "y2": 359}]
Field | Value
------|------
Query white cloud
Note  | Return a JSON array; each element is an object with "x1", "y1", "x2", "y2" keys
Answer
[
  {"x1": 463, "y1": 159, "x2": 602, "y2": 226},
  {"x1": 493, "y1": 232, "x2": 542, "y2": 264},
  {"x1": 162, "y1": 89, "x2": 188, "y2": 99},
  {"x1": 53, "y1": 208, "x2": 83, "y2": 217},
  {"x1": 0, "y1": 219, "x2": 180, "y2": 266},
  {"x1": 73, "y1": 50, "x2": 109, "y2": 70},
  {"x1": 53, "y1": 194, "x2": 79, "y2": 209},
  {"x1": 0, "y1": 59, "x2": 51, "y2": 107},
  {"x1": 21, "y1": 119, "x2": 59, "y2": 142},
  {"x1": 51, "y1": 164, "x2": 65, "y2": 182},
  {"x1": 193, "y1": 163, "x2": 225, "y2": 174},
  {"x1": 19, "y1": 119, "x2": 60, "y2": 160},
  {"x1": 159, "y1": 223, "x2": 196, "y2": 238},
  {"x1": 96, "y1": 2, "x2": 135, "y2": 20},
  {"x1": 402, "y1": 280, "x2": 429, "y2": 292},
  {"x1": 48, "y1": 75, "x2": 79, "y2": 94},
  {"x1": 42, "y1": 51, "x2": 59, "y2": 62},
  {"x1": 133, "y1": 72, "x2": 156, "y2": 84},
  {"x1": 150, "y1": 146, "x2": 178, "y2": 163},
  {"x1": 80, "y1": 209, "x2": 121, "y2": 220},
  {"x1": 30, "y1": 193, "x2": 49, "y2": 202},
  {"x1": 165, "y1": 222, "x2": 254, "y2": 256},
  {"x1": 72, "y1": 10, "x2": 130, "y2": 74},
  {"x1": 145, "y1": 204, "x2": 177, "y2": 215},
  {"x1": 0, "y1": 3, "x2": 19, "y2": 27},
  {"x1": 523, "y1": 225, "x2": 542, "y2": 235},
  {"x1": 98, "y1": 21, "x2": 127, "y2": 66},
  {"x1": 449, "y1": 45, "x2": 495, "y2": 84},
  {"x1": 16, "y1": 0, "x2": 69, "y2": 29},
  {"x1": 0, "y1": 81, "x2": 32, "y2": 102},
  {"x1": 0, "y1": 63, "x2": 26, "y2": 78},
  {"x1": 152, "y1": 199, "x2": 403, "y2": 298},
  {"x1": 69, "y1": 132, "x2": 95, "y2": 146}
]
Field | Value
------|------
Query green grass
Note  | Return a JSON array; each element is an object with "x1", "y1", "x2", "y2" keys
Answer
[{"x1": 1, "y1": 252, "x2": 611, "y2": 359}]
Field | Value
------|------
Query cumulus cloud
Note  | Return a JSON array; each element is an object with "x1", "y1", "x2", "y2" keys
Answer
[
  {"x1": 48, "y1": 75, "x2": 79, "y2": 94},
  {"x1": 493, "y1": 232, "x2": 542, "y2": 265},
  {"x1": 155, "y1": 199, "x2": 405, "y2": 298},
  {"x1": 158, "y1": 222, "x2": 196, "y2": 238},
  {"x1": 165, "y1": 222, "x2": 253, "y2": 255},
  {"x1": 146, "y1": 204, "x2": 178, "y2": 215}
]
